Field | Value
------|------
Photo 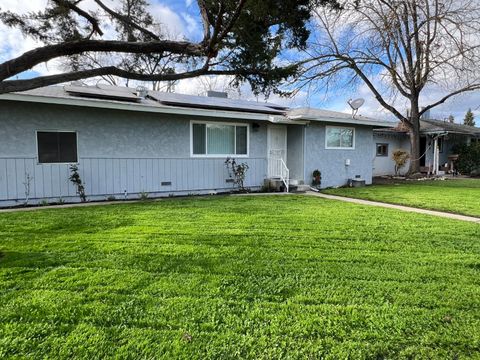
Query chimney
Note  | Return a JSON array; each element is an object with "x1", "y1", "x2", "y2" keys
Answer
[{"x1": 207, "y1": 90, "x2": 228, "y2": 98}]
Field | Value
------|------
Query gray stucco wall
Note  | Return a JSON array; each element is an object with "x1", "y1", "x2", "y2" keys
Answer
[
  {"x1": 373, "y1": 133, "x2": 411, "y2": 176},
  {"x1": 0, "y1": 101, "x2": 268, "y2": 206},
  {"x1": 303, "y1": 122, "x2": 374, "y2": 188},
  {"x1": 286, "y1": 125, "x2": 305, "y2": 181}
]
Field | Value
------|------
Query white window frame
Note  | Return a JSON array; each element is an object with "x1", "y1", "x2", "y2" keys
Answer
[
  {"x1": 325, "y1": 125, "x2": 355, "y2": 150},
  {"x1": 36, "y1": 130, "x2": 79, "y2": 164},
  {"x1": 190, "y1": 120, "x2": 249, "y2": 158}
]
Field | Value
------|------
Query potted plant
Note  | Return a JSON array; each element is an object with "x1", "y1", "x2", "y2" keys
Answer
[{"x1": 312, "y1": 169, "x2": 321, "y2": 188}]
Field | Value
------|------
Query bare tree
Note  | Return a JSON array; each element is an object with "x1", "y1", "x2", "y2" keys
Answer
[
  {"x1": 301, "y1": 0, "x2": 480, "y2": 173},
  {"x1": 0, "y1": 0, "x2": 336, "y2": 95}
]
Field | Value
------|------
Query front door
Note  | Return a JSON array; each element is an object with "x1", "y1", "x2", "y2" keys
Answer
[{"x1": 268, "y1": 125, "x2": 287, "y2": 177}]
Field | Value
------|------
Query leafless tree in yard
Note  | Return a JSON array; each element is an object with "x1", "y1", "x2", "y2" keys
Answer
[{"x1": 301, "y1": 0, "x2": 480, "y2": 173}]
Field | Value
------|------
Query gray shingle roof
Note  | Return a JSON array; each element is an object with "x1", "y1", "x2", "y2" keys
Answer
[
  {"x1": 288, "y1": 107, "x2": 396, "y2": 127},
  {"x1": 14, "y1": 85, "x2": 286, "y2": 114},
  {"x1": 420, "y1": 119, "x2": 480, "y2": 135},
  {"x1": 374, "y1": 119, "x2": 480, "y2": 136},
  {"x1": 3, "y1": 84, "x2": 395, "y2": 127}
]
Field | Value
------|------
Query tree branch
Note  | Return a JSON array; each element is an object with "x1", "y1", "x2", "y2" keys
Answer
[
  {"x1": 0, "y1": 40, "x2": 205, "y2": 81},
  {"x1": 419, "y1": 84, "x2": 480, "y2": 116},
  {"x1": 0, "y1": 65, "x2": 273, "y2": 94},
  {"x1": 92, "y1": 0, "x2": 160, "y2": 40}
]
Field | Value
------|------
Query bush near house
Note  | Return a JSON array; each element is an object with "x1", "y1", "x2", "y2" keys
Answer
[
  {"x1": 453, "y1": 142, "x2": 480, "y2": 174},
  {"x1": 391, "y1": 149, "x2": 410, "y2": 175}
]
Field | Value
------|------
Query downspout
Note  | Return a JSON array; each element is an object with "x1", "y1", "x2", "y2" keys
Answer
[{"x1": 303, "y1": 124, "x2": 307, "y2": 184}]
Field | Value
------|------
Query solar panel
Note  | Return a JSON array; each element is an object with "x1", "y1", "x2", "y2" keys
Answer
[
  {"x1": 148, "y1": 91, "x2": 286, "y2": 114},
  {"x1": 64, "y1": 85, "x2": 139, "y2": 102}
]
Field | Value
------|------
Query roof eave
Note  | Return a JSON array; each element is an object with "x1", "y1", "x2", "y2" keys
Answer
[
  {"x1": 289, "y1": 115, "x2": 395, "y2": 128},
  {"x1": 422, "y1": 129, "x2": 480, "y2": 136}
]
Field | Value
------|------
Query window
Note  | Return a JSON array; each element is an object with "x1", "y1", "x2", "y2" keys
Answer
[
  {"x1": 37, "y1": 131, "x2": 78, "y2": 163},
  {"x1": 191, "y1": 122, "x2": 248, "y2": 156},
  {"x1": 325, "y1": 126, "x2": 355, "y2": 149},
  {"x1": 376, "y1": 143, "x2": 388, "y2": 156}
]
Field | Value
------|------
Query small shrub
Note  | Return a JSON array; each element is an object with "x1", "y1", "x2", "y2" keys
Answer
[
  {"x1": 392, "y1": 149, "x2": 410, "y2": 175},
  {"x1": 139, "y1": 191, "x2": 149, "y2": 200},
  {"x1": 312, "y1": 169, "x2": 322, "y2": 188},
  {"x1": 107, "y1": 195, "x2": 116, "y2": 201},
  {"x1": 40, "y1": 200, "x2": 49, "y2": 206},
  {"x1": 69, "y1": 164, "x2": 87, "y2": 202},
  {"x1": 57, "y1": 198, "x2": 65, "y2": 204},
  {"x1": 23, "y1": 172, "x2": 33, "y2": 206},
  {"x1": 225, "y1": 157, "x2": 250, "y2": 191}
]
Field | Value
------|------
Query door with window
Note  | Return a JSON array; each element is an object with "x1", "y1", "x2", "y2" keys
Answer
[{"x1": 267, "y1": 125, "x2": 287, "y2": 177}]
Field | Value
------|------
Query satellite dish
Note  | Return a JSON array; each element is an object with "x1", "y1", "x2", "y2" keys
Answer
[{"x1": 348, "y1": 98, "x2": 365, "y2": 118}]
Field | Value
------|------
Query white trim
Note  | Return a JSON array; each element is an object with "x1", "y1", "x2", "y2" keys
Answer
[
  {"x1": 189, "y1": 120, "x2": 249, "y2": 158},
  {"x1": 36, "y1": 130, "x2": 79, "y2": 164},
  {"x1": 325, "y1": 125, "x2": 356, "y2": 150},
  {"x1": 0, "y1": 93, "x2": 276, "y2": 121}
]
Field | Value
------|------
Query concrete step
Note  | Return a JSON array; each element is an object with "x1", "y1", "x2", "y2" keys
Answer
[
  {"x1": 291, "y1": 184, "x2": 310, "y2": 193},
  {"x1": 265, "y1": 178, "x2": 308, "y2": 193}
]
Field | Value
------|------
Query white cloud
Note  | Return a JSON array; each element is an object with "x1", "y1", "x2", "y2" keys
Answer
[
  {"x1": 0, "y1": 1, "x2": 48, "y2": 64},
  {"x1": 148, "y1": 3, "x2": 187, "y2": 39}
]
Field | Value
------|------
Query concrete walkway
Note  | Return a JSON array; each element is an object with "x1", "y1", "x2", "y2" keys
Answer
[{"x1": 308, "y1": 191, "x2": 480, "y2": 223}]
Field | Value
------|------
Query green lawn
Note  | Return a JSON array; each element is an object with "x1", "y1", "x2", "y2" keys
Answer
[
  {"x1": 323, "y1": 179, "x2": 480, "y2": 217},
  {"x1": 1, "y1": 196, "x2": 479, "y2": 359}
]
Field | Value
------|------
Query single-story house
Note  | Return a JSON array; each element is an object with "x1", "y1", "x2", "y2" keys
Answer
[
  {"x1": 0, "y1": 84, "x2": 394, "y2": 207},
  {"x1": 373, "y1": 119, "x2": 480, "y2": 176}
]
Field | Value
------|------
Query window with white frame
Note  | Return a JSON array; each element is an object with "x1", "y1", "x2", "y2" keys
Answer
[
  {"x1": 192, "y1": 122, "x2": 248, "y2": 156},
  {"x1": 37, "y1": 131, "x2": 78, "y2": 163},
  {"x1": 325, "y1": 126, "x2": 355, "y2": 149}
]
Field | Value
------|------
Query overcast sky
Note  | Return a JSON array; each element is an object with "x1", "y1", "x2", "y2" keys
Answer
[{"x1": 1, "y1": 0, "x2": 479, "y2": 124}]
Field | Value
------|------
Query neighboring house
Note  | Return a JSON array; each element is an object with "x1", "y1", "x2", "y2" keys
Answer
[
  {"x1": 0, "y1": 84, "x2": 393, "y2": 207},
  {"x1": 373, "y1": 119, "x2": 480, "y2": 176}
]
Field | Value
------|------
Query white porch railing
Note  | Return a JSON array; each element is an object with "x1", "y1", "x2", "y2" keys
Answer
[{"x1": 268, "y1": 156, "x2": 289, "y2": 192}]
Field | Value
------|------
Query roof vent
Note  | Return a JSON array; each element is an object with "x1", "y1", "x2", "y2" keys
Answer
[
  {"x1": 207, "y1": 90, "x2": 228, "y2": 98},
  {"x1": 136, "y1": 85, "x2": 148, "y2": 99}
]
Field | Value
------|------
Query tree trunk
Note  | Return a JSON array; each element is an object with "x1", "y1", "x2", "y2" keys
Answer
[{"x1": 408, "y1": 99, "x2": 421, "y2": 174}]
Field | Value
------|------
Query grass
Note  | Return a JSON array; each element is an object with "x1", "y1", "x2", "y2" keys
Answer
[
  {"x1": 0, "y1": 195, "x2": 479, "y2": 359},
  {"x1": 323, "y1": 179, "x2": 480, "y2": 217}
]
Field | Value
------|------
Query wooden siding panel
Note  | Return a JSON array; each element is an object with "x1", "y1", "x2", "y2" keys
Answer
[
  {"x1": 0, "y1": 156, "x2": 267, "y2": 202},
  {"x1": 0, "y1": 159, "x2": 8, "y2": 200}
]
